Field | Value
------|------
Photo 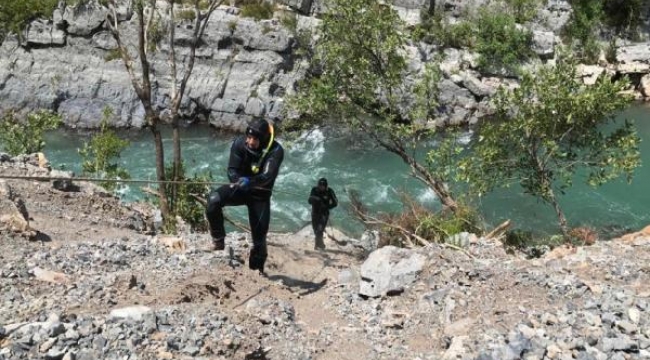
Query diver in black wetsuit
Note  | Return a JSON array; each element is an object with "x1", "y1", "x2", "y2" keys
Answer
[
  {"x1": 308, "y1": 178, "x2": 338, "y2": 250},
  {"x1": 205, "y1": 118, "x2": 284, "y2": 273}
]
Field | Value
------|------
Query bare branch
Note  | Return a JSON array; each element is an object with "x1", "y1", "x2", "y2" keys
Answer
[
  {"x1": 106, "y1": 0, "x2": 145, "y2": 101},
  {"x1": 168, "y1": 0, "x2": 179, "y2": 105},
  {"x1": 172, "y1": 0, "x2": 223, "y2": 113},
  {"x1": 144, "y1": 0, "x2": 157, "y2": 55}
]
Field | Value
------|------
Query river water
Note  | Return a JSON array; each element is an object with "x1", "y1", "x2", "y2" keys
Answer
[{"x1": 39, "y1": 105, "x2": 650, "y2": 237}]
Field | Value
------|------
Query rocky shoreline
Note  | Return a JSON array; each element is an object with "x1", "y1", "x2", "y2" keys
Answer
[{"x1": 1, "y1": 153, "x2": 650, "y2": 359}]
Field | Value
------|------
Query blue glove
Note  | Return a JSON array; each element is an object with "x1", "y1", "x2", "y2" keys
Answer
[{"x1": 235, "y1": 177, "x2": 250, "y2": 190}]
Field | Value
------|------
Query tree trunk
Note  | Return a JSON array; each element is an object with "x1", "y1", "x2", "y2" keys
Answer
[
  {"x1": 371, "y1": 131, "x2": 459, "y2": 213},
  {"x1": 151, "y1": 124, "x2": 170, "y2": 221},
  {"x1": 171, "y1": 115, "x2": 181, "y2": 210},
  {"x1": 547, "y1": 188, "x2": 569, "y2": 236}
]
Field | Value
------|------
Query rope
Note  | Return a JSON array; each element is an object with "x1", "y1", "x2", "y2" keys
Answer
[
  {"x1": 0, "y1": 174, "x2": 305, "y2": 197},
  {"x1": 0, "y1": 174, "x2": 224, "y2": 185}
]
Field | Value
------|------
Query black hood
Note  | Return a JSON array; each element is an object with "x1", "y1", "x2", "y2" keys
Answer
[{"x1": 246, "y1": 119, "x2": 272, "y2": 148}]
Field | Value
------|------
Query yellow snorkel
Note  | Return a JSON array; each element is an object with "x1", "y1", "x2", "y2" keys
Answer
[{"x1": 251, "y1": 122, "x2": 274, "y2": 174}]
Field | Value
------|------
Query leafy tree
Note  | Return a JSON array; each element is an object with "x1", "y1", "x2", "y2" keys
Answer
[
  {"x1": 0, "y1": 0, "x2": 59, "y2": 43},
  {"x1": 287, "y1": 0, "x2": 459, "y2": 212},
  {"x1": 103, "y1": 0, "x2": 223, "y2": 229},
  {"x1": 0, "y1": 110, "x2": 61, "y2": 155},
  {"x1": 78, "y1": 107, "x2": 130, "y2": 192},
  {"x1": 458, "y1": 58, "x2": 640, "y2": 235}
]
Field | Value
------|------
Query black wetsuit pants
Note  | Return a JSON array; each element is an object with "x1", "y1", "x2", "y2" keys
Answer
[
  {"x1": 311, "y1": 211, "x2": 328, "y2": 249},
  {"x1": 206, "y1": 185, "x2": 270, "y2": 271}
]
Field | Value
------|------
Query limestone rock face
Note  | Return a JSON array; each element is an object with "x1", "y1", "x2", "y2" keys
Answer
[
  {"x1": 1, "y1": 0, "x2": 650, "y2": 131},
  {"x1": 0, "y1": 4, "x2": 302, "y2": 131}
]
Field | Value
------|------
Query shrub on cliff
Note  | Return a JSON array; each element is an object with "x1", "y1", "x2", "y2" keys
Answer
[
  {"x1": 238, "y1": 0, "x2": 274, "y2": 20},
  {"x1": 0, "y1": 0, "x2": 59, "y2": 43},
  {"x1": 414, "y1": 5, "x2": 534, "y2": 75}
]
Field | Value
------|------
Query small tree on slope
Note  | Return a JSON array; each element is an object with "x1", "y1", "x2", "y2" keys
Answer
[{"x1": 458, "y1": 58, "x2": 640, "y2": 236}]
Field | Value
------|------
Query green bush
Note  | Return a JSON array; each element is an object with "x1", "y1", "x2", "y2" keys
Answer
[
  {"x1": 504, "y1": 0, "x2": 541, "y2": 23},
  {"x1": 442, "y1": 21, "x2": 475, "y2": 48},
  {"x1": 0, "y1": 0, "x2": 59, "y2": 42},
  {"x1": 147, "y1": 17, "x2": 166, "y2": 52},
  {"x1": 474, "y1": 8, "x2": 534, "y2": 74},
  {"x1": 602, "y1": 0, "x2": 643, "y2": 39},
  {"x1": 0, "y1": 110, "x2": 61, "y2": 156},
  {"x1": 104, "y1": 49, "x2": 121, "y2": 62},
  {"x1": 240, "y1": 1, "x2": 274, "y2": 21},
  {"x1": 78, "y1": 107, "x2": 130, "y2": 192},
  {"x1": 413, "y1": 7, "x2": 533, "y2": 74},
  {"x1": 177, "y1": 9, "x2": 196, "y2": 21},
  {"x1": 153, "y1": 162, "x2": 214, "y2": 234},
  {"x1": 503, "y1": 229, "x2": 564, "y2": 257},
  {"x1": 413, "y1": 8, "x2": 473, "y2": 48},
  {"x1": 376, "y1": 194, "x2": 483, "y2": 248},
  {"x1": 563, "y1": 0, "x2": 603, "y2": 63},
  {"x1": 279, "y1": 11, "x2": 298, "y2": 33}
]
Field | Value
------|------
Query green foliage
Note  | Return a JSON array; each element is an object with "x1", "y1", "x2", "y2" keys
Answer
[
  {"x1": 503, "y1": 0, "x2": 541, "y2": 23},
  {"x1": 279, "y1": 11, "x2": 298, "y2": 33},
  {"x1": 154, "y1": 162, "x2": 213, "y2": 234},
  {"x1": 414, "y1": 6, "x2": 533, "y2": 74},
  {"x1": 503, "y1": 230, "x2": 564, "y2": 257},
  {"x1": 602, "y1": 0, "x2": 643, "y2": 39},
  {"x1": 239, "y1": 1, "x2": 274, "y2": 21},
  {"x1": 563, "y1": 0, "x2": 602, "y2": 63},
  {"x1": 287, "y1": 0, "x2": 410, "y2": 128},
  {"x1": 474, "y1": 8, "x2": 534, "y2": 74},
  {"x1": 104, "y1": 49, "x2": 122, "y2": 62},
  {"x1": 413, "y1": 8, "x2": 473, "y2": 48},
  {"x1": 376, "y1": 194, "x2": 482, "y2": 248},
  {"x1": 228, "y1": 19, "x2": 238, "y2": 32},
  {"x1": 0, "y1": 0, "x2": 59, "y2": 42},
  {"x1": 426, "y1": 129, "x2": 466, "y2": 184},
  {"x1": 78, "y1": 107, "x2": 130, "y2": 192},
  {"x1": 287, "y1": 0, "x2": 461, "y2": 211},
  {"x1": 146, "y1": 16, "x2": 166, "y2": 52},
  {"x1": 177, "y1": 9, "x2": 196, "y2": 21},
  {"x1": 0, "y1": 110, "x2": 61, "y2": 156},
  {"x1": 605, "y1": 37, "x2": 617, "y2": 63},
  {"x1": 458, "y1": 58, "x2": 640, "y2": 233}
]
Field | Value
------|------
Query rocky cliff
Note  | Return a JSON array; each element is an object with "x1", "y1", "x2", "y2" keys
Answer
[{"x1": 1, "y1": 0, "x2": 649, "y2": 129}]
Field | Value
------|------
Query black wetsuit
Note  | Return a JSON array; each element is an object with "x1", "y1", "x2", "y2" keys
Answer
[
  {"x1": 308, "y1": 187, "x2": 338, "y2": 249},
  {"x1": 206, "y1": 135, "x2": 284, "y2": 272}
]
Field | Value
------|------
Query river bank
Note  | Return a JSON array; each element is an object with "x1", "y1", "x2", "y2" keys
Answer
[{"x1": 2, "y1": 151, "x2": 650, "y2": 360}]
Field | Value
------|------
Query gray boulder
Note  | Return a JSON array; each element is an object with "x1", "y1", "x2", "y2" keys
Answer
[
  {"x1": 278, "y1": 0, "x2": 313, "y2": 14},
  {"x1": 359, "y1": 246, "x2": 427, "y2": 297},
  {"x1": 26, "y1": 20, "x2": 66, "y2": 46},
  {"x1": 616, "y1": 43, "x2": 650, "y2": 64},
  {"x1": 538, "y1": 0, "x2": 572, "y2": 32},
  {"x1": 60, "y1": 2, "x2": 108, "y2": 36},
  {"x1": 532, "y1": 30, "x2": 556, "y2": 59}
]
